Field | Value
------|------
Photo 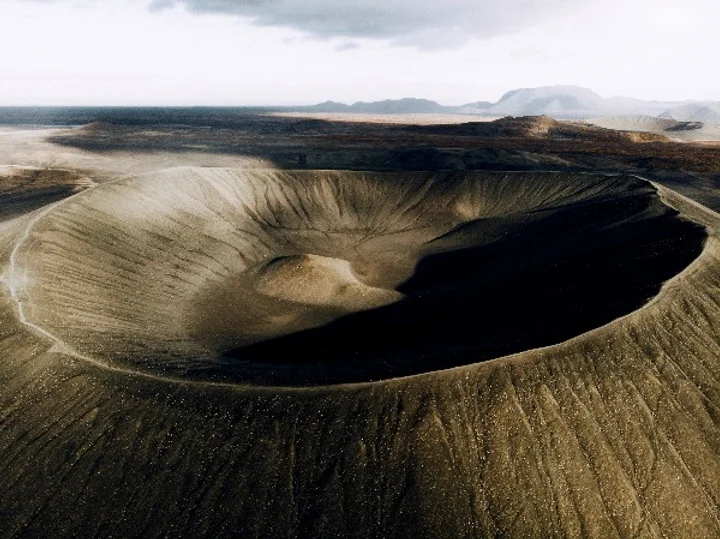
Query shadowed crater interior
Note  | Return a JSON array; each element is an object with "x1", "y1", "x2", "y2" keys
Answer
[
  {"x1": 226, "y1": 191, "x2": 705, "y2": 384},
  {"x1": 13, "y1": 169, "x2": 705, "y2": 386}
]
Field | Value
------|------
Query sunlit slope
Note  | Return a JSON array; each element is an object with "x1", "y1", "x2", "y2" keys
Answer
[{"x1": 0, "y1": 169, "x2": 719, "y2": 538}]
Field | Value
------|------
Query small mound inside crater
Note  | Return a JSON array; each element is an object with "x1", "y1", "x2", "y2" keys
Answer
[
  {"x1": 191, "y1": 253, "x2": 402, "y2": 350},
  {"x1": 13, "y1": 169, "x2": 706, "y2": 386}
]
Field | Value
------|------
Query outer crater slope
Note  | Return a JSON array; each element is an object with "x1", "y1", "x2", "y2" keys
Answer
[{"x1": 1, "y1": 168, "x2": 720, "y2": 538}]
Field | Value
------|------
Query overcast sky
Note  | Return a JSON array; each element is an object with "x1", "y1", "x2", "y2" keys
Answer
[{"x1": 1, "y1": 0, "x2": 718, "y2": 105}]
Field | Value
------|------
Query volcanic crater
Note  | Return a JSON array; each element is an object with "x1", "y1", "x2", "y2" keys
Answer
[{"x1": 9, "y1": 168, "x2": 705, "y2": 385}]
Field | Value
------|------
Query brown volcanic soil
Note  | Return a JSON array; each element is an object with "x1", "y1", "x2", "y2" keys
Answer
[
  {"x1": 0, "y1": 166, "x2": 93, "y2": 219},
  {"x1": 0, "y1": 115, "x2": 720, "y2": 538},
  {"x1": 47, "y1": 114, "x2": 718, "y2": 172}
]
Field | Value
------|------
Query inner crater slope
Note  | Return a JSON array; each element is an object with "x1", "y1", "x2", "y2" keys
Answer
[{"x1": 10, "y1": 168, "x2": 706, "y2": 385}]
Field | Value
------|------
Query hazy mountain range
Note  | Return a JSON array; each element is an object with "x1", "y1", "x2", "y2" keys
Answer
[{"x1": 302, "y1": 86, "x2": 720, "y2": 122}]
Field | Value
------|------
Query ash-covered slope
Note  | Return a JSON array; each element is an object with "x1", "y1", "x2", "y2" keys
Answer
[
  {"x1": 587, "y1": 115, "x2": 720, "y2": 143},
  {"x1": 1, "y1": 169, "x2": 719, "y2": 538},
  {"x1": 0, "y1": 166, "x2": 93, "y2": 219},
  {"x1": 587, "y1": 115, "x2": 680, "y2": 132}
]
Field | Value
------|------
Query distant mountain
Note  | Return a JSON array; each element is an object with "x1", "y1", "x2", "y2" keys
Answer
[
  {"x1": 485, "y1": 86, "x2": 691, "y2": 118},
  {"x1": 456, "y1": 101, "x2": 494, "y2": 114},
  {"x1": 302, "y1": 86, "x2": 720, "y2": 123},
  {"x1": 660, "y1": 103, "x2": 720, "y2": 124},
  {"x1": 352, "y1": 98, "x2": 450, "y2": 114},
  {"x1": 305, "y1": 100, "x2": 352, "y2": 113},
  {"x1": 489, "y1": 86, "x2": 606, "y2": 117},
  {"x1": 305, "y1": 87, "x2": 616, "y2": 117},
  {"x1": 305, "y1": 98, "x2": 451, "y2": 114},
  {"x1": 305, "y1": 98, "x2": 492, "y2": 115}
]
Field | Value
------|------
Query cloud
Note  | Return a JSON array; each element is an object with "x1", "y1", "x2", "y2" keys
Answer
[
  {"x1": 147, "y1": 0, "x2": 588, "y2": 49},
  {"x1": 334, "y1": 41, "x2": 360, "y2": 52}
]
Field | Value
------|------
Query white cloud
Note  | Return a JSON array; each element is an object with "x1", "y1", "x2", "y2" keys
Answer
[
  {"x1": 0, "y1": 0, "x2": 718, "y2": 105},
  {"x1": 335, "y1": 41, "x2": 361, "y2": 53},
  {"x1": 148, "y1": 0, "x2": 590, "y2": 49}
]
